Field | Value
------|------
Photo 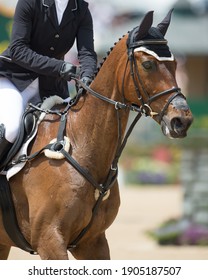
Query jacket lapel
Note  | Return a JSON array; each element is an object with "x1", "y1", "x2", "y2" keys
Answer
[
  {"x1": 42, "y1": 0, "x2": 78, "y2": 30},
  {"x1": 42, "y1": 0, "x2": 59, "y2": 30},
  {"x1": 59, "y1": 0, "x2": 78, "y2": 29}
]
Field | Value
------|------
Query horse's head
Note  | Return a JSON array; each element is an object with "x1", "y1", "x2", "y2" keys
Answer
[{"x1": 124, "y1": 10, "x2": 193, "y2": 138}]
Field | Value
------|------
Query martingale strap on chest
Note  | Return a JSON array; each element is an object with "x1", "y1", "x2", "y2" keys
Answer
[{"x1": 126, "y1": 28, "x2": 185, "y2": 121}]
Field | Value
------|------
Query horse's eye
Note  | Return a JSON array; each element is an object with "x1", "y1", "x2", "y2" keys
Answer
[{"x1": 142, "y1": 61, "x2": 155, "y2": 71}]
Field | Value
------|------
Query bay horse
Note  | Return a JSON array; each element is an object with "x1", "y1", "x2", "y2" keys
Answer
[{"x1": 0, "y1": 10, "x2": 193, "y2": 260}]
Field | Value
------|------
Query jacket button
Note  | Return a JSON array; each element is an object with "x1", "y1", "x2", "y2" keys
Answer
[
  {"x1": 55, "y1": 34, "x2": 60, "y2": 38},
  {"x1": 50, "y1": 47, "x2": 55, "y2": 51}
]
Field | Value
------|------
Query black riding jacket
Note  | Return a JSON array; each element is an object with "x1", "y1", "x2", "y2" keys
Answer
[{"x1": 0, "y1": 0, "x2": 97, "y2": 98}]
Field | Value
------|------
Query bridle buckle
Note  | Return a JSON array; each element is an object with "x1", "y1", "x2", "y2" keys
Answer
[{"x1": 140, "y1": 104, "x2": 158, "y2": 118}]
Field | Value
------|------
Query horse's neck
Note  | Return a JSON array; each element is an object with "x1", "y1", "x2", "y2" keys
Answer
[
  {"x1": 68, "y1": 42, "x2": 129, "y2": 176},
  {"x1": 69, "y1": 90, "x2": 129, "y2": 160}
]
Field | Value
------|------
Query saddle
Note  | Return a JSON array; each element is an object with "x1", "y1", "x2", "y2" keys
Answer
[{"x1": 0, "y1": 105, "x2": 40, "y2": 174}]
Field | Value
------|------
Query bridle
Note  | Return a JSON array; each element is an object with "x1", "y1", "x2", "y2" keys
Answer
[
  {"x1": 126, "y1": 27, "x2": 185, "y2": 123},
  {"x1": 75, "y1": 29, "x2": 186, "y2": 124}
]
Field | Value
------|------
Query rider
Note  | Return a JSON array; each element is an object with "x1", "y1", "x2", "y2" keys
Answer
[{"x1": 0, "y1": 0, "x2": 97, "y2": 166}]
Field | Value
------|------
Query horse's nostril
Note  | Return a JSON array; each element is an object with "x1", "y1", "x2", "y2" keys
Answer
[{"x1": 171, "y1": 117, "x2": 184, "y2": 132}]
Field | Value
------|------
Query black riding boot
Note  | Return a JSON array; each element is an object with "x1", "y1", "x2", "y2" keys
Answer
[{"x1": 0, "y1": 124, "x2": 12, "y2": 167}]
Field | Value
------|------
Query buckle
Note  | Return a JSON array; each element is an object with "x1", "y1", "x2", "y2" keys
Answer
[{"x1": 140, "y1": 104, "x2": 158, "y2": 117}]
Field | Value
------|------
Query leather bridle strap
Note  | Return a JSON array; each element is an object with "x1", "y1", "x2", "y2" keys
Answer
[
  {"x1": 73, "y1": 77, "x2": 142, "y2": 113},
  {"x1": 157, "y1": 91, "x2": 185, "y2": 123},
  {"x1": 148, "y1": 87, "x2": 180, "y2": 103}
]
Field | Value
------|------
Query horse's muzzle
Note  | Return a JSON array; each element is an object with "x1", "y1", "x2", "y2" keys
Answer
[
  {"x1": 161, "y1": 116, "x2": 193, "y2": 138},
  {"x1": 160, "y1": 96, "x2": 193, "y2": 139}
]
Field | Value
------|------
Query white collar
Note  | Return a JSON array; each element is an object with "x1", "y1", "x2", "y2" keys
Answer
[{"x1": 55, "y1": 0, "x2": 69, "y2": 24}]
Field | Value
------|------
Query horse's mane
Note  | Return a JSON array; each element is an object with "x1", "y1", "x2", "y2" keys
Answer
[{"x1": 94, "y1": 34, "x2": 127, "y2": 77}]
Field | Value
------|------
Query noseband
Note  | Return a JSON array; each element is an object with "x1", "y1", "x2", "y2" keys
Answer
[{"x1": 126, "y1": 28, "x2": 185, "y2": 122}]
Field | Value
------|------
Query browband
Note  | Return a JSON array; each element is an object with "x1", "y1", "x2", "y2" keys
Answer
[
  {"x1": 128, "y1": 39, "x2": 168, "y2": 50},
  {"x1": 134, "y1": 46, "x2": 174, "y2": 61}
]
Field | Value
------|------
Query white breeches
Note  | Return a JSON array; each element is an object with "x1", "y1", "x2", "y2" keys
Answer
[{"x1": 0, "y1": 77, "x2": 40, "y2": 143}]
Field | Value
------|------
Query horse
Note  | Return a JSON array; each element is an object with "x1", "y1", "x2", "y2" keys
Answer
[{"x1": 0, "y1": 10, "x2": 193, "y2": 260}]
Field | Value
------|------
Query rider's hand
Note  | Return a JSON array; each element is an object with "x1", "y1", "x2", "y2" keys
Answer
[
  {"x1": 77, "y1": 76, "x2": 92, "y2": 95},
  {"x1": 80, "y1": 76, "x2": 92, "y2": 87},
  {"x1": 60, "y1": 62, "x2": 77, "y2": 81}
]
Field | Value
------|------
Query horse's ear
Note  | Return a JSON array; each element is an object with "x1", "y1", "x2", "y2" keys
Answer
[
  {"x1": 134, "y1": 11, "x2": 154, "y2": 40},
  {"x1": 157, "y1": 9, "x2": 174, "y2": 36}
]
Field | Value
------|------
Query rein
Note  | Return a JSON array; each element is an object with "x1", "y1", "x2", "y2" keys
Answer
[{"x1": 73, "y1": 77, "x2": 142, "y2": 113}]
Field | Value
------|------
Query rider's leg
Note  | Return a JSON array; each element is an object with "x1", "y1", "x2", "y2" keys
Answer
[
  {"x1": 0, "y1": 77, "x2": 40, "y2": 165},
  {"x1": 21, "y1": 78, "x2": 40, "y2": 107},
  {"x1": 0, "y1": 77, "x2": 24, "y2": 164}
]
